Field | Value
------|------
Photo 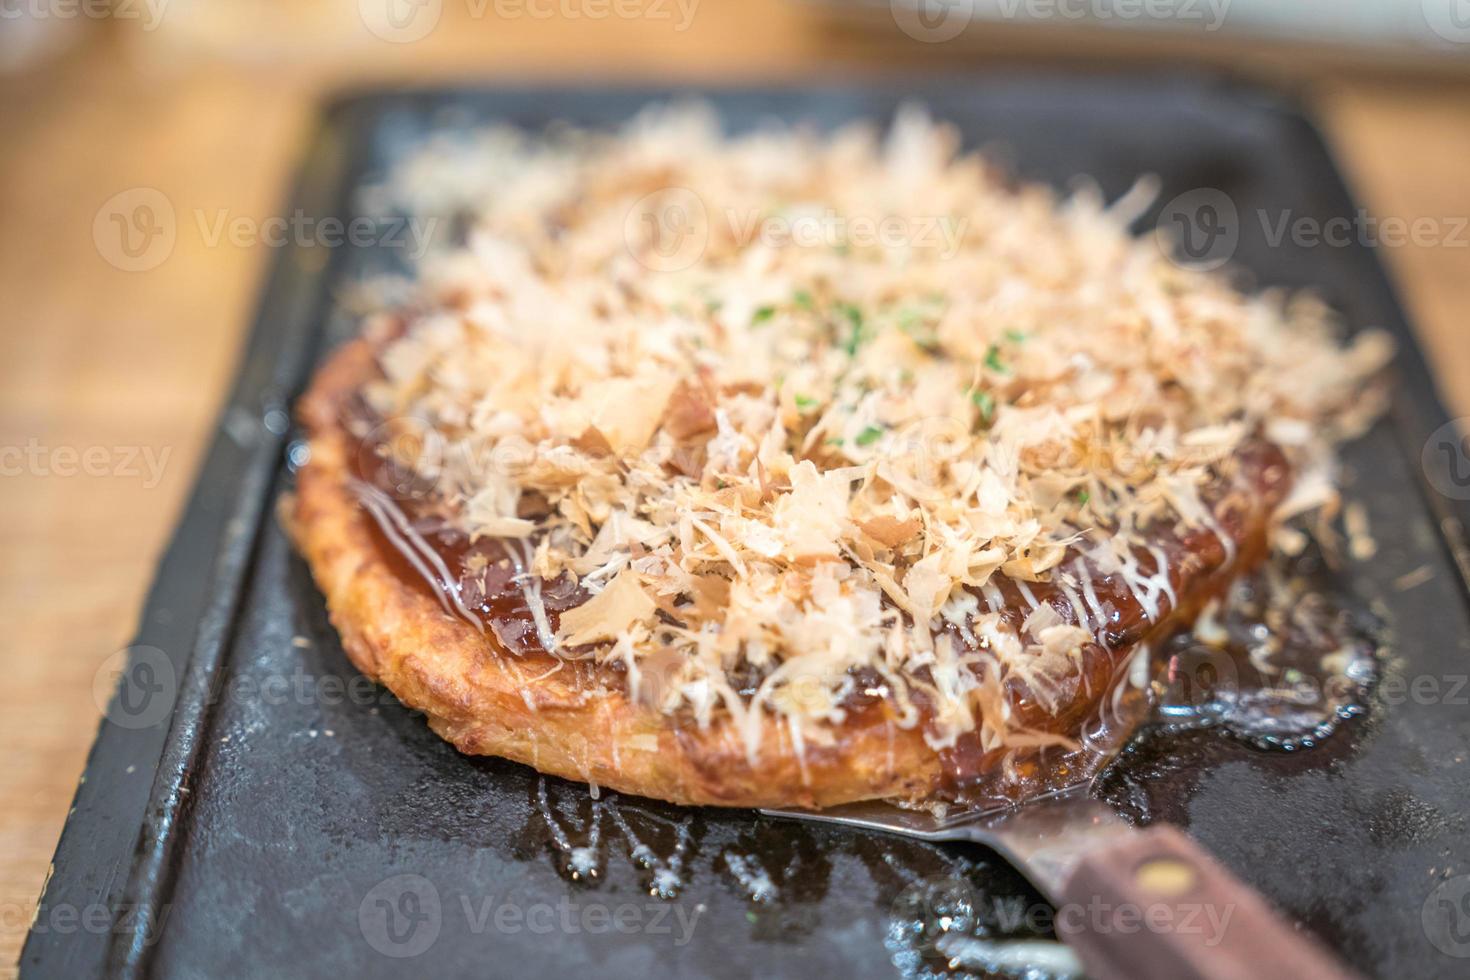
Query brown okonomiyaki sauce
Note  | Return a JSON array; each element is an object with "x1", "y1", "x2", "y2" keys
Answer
[{"x1": 337, "y1": 399, "x2": 1382, "y2": 812}]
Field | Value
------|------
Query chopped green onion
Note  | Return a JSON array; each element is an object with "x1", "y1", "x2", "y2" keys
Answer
[
  {"x1": 897, "y1": 308, "x2": 940, "y2": 352},
  {"x1": 855, "y1": 425, "x2": 884, "y2": 447},
  {"x1": 970, "y1": 389, "x2": 996, "y2": 423},
  {"x1": 1075, "y1": 489, "x2": 1090, "y2": 505},
  {"x1": 984, "y1": 344, "x2": 1008, "y2": 374},
  {"x1": 751, "y1": 305, "x2": 776, "y2": 325},
  {"x1": 793, "y1": 289, "x2": 814, "y2": 311},
  {"x1": 838, "y1": 303, "x2": 866, "y2": 356},
  {"x1": 794, "y1": 394, "x2": 818, "y2": 411},
  {"x1": 1005, "y1": 328, "x2": 1029, "y2": 344}
]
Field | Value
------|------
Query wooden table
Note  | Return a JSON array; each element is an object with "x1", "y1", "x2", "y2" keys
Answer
[{"x1": 3, "y1": 4, "x2": 1468, "y2": 971}]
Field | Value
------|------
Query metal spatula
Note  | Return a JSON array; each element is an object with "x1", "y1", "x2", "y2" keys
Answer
[{"x1": 761, "y1": 790, "x2": 1355, "y2": 980}]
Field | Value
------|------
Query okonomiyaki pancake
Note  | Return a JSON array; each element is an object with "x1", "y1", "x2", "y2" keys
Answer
[{"x1": 289, "y1": 106, "x2": 1391, "y2": 808}]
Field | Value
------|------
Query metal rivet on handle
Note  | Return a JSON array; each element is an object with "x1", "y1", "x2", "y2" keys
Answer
[{"x1": 1134, "y1": 857, "x2": 1198, "y2": 897}]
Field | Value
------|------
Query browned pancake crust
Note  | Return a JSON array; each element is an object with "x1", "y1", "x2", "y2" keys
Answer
[{"x1": 290, "y1": 337, "x2": 1285, "y2": 808}]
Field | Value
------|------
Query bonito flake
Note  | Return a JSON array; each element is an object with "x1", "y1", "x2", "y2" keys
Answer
[{"x1": 359, "y1": 104, "x2": 1392, "y2": 758}]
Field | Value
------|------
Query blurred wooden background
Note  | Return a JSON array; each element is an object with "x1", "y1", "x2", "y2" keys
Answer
[{"x1": 3, "y1": 0, "x2": 1470, "y2": 970}]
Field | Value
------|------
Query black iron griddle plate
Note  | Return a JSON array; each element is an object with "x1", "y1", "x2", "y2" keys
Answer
[{"x1": 24, "y1": 76, "x2": 1470, "y2": 980}]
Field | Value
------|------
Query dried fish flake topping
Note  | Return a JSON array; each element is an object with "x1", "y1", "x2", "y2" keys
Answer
[{"x1": 357, "y1": 104, "x2": 1392, "y2": 756}]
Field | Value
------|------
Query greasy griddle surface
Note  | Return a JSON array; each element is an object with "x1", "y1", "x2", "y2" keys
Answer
[{"x1": 137, "y1": 80, "x2": 1470, "y2": 979}]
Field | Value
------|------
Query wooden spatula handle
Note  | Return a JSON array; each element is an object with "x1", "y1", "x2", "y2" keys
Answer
[{"x1": 1056, "y1": 825, "x2": 1356, "y2": 980}]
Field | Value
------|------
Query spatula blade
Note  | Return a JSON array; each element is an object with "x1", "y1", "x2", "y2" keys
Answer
[{"x1": 760, "y1": 792, "x2": 1133, "y2": 899}]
